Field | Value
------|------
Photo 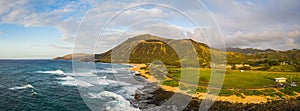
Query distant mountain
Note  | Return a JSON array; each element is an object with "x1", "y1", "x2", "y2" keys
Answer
[
  {"x1": 54, "y1": 53, "x2": 93, "y2": 62},
  {"x1": 250, "y1": 49, "x2": 300, "y2": 61},
  {"x1": 226, "y1": 47, "x2": 276, "y2": 54},
  {"x1": 226, "y1": 47, "x2": 300, "y2": 62}
]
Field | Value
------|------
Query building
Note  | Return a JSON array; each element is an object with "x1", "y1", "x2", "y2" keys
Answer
[
  {"x1": 244, "y1": 64, "x2": 250, "y2": 67},
  {"x1": 226, "y1": 65, "x2": 232, "y2": 69},
  {"x1": 274, "y1": 77, "x2": 287, "y2": 82},
  {"x1": 235, "y1": 64, "x2": 244, "y2": 68},
  {"x1": 233, "y1": 64, "x2": 250, "y2": 68}
]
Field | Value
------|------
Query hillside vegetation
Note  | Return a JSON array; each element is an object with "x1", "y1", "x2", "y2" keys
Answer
[{"x1": 56, "y1": 34, "x2": 300, "y2": 69}]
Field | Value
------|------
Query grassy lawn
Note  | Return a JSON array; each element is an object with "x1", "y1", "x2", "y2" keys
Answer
[{"x1": 167, "y1": 68, "x2": 300, "y2": 89}]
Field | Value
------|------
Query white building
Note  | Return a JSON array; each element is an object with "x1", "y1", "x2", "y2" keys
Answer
[{"x1": 274, "y1": 77, "x2": 287, "y2": 82}]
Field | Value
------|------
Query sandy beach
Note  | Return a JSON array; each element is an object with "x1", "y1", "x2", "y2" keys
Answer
[{"x1": 128, "y1": 64, "x2": 159, "y2": 83}]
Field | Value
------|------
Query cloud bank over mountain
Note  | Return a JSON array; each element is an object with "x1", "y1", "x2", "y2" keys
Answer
[{"x1": 0, "y1": 0, "x2": 299, "y2": 56}]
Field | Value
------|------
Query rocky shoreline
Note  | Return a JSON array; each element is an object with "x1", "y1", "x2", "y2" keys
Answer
[{"x1": 133, "y1": 83, "x2": 300, "y2": 111}]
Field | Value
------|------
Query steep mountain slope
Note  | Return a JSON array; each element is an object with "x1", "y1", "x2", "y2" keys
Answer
[{"x1": 95, "y1": 34, "x2": 221, "y2": 66}]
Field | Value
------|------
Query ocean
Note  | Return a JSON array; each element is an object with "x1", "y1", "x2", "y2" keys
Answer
[{"x1": 0, "y1": 60, "x2": 145, "y2": 111}]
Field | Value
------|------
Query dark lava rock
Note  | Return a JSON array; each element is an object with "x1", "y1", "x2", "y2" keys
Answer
[{"x1": 134, "y1": 83, "x2": 300, "y2": 111}]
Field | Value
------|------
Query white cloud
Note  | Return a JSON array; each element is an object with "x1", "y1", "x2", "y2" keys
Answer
[
  {"x1": 79, "y1": 0, "x2": 300, "y2": 50},
  {"x1": 288, "y1": 30, "x2": 300, "y2": 38},
  {"x1": 0, "y1": 0, "x2": 221, "y2": 52},
  {"x1": 0, "y1": 0, "x2": 91, "y2": 49},
  {"x1": 0, "y1": 0, "x2": 299, "y2": 52},
  {"x1": 205, "y1": 0, "x2": 300, "y2": 30},
  {"x1": 224, "y1": 29, "x2": 300, "y2": 50},
  {"x1": 0, "y1": 0, "x2": 28, "y2": 16},
  {"x1": 48, "y1": 44, "x2": 73, "y2": 50},
  {"x1": 201, "y1": 0, "x2": 300, "y2": 50}
]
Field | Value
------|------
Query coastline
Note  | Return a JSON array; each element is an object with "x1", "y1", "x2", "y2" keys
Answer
[
  {"x1": 128, "y1": 64, "x2": 300, "y2": 104},
  {"x1": 128, "y1": 64, "x2": 158, "y2": 83}
]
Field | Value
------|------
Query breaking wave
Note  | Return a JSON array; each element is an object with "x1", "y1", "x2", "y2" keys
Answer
[
  {"x1": 58, "y1": 79, "x2": 94, "y2": 87},
  {"x1": 36, "y1": 70, "x2": 65, "y2": 75},
  {"x1": 94, "y1": 68, "x2": 118, "y2": 74},
  {"x1": 56, "y1": 76, "x2": 75, "y2": 80},
  {"x1": 87, "y1": 91, "x2": 140, "y2": 111},
  {"x1": 9, "y1": 84, "x2": 34, "y2": 90}
]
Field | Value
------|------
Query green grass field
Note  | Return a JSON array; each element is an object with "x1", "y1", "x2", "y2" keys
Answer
[{"x1": 167, "y1": 68, "x2": 300, "y2": 89}]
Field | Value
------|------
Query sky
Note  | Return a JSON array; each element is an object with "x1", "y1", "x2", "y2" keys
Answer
[{"x1": 0, "y1": 0, "x2": 299, "y2": 59}]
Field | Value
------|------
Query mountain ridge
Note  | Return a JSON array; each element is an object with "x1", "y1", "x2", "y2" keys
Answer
[
  {"x1": 226, "y1": 47, "x2": 277, "y2": 54},
  {"x1": 54, "y1": 34, "x2": 300, "y2": 67},
  {"x1": 94, "y1": 34, "x2": 213, "y2": 66}
]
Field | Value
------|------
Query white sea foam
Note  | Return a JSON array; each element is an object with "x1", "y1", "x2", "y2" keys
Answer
[
  {"x1": 76, "y1": 80, "x2": 95, "y2": 87},
  {"x1": 123, "y1": 85, "x2": 143, "y2": 95},
  {"x1": 37, "y1": 69, "x2": 98, "y2": 77},
  {"x1": 97, "y1": 79, "x2": 110, "y2": 85},
  {"x1": 30, "y1": 89, "x2": 38, "y2": 96},
  {"x1": 74, "y1": 72, "x2": 97, "y2": 77},
  {"x1": 87, "y1": 91, "x2": 140, "y2": 111},
  {"x1": 133, "y1": 71, "x2": 140, "y2": 75},
  {"x1": 37, "y1": 70, "x2": 65, "y2": 74},
  {"x1": 57, "y1": 75, "x2": 135, "y2": 88},
  {"x1": 9, "y1": 84, "x2": 34, "y2": 90},
  {"x1": 96, "y1": 79, "x2": 127, "y2": 86},
  {"x1": 99, "y1": 76, "x2": 107, "y2": 79},
  {"x1": 57, "y1": 75, "x2": 113, "y2": 86},
  {"x1": 56, "y1": 76, "x2": 75, "y2": 80},
  {"x1": 94, "y1": 68, "x2": 118, "y2": 74},
  {"x1": 58, "y1": 80, "x2": 77, "y2": 86},
  {"x1": 55, "y1": 72, "x2": 96, "y2": 87},
  {"x1": 31, "y1": 91, "x2": 38, "y2": 95},
  {"x1": 59, "y1": 79, "x2": 94, "y2": 87}
]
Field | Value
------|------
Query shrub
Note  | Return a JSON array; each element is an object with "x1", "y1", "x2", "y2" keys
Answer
[
  {"x1": 239, "y1": 66, "x2": 251, "y2": 70},
  {"x1": 219, "y1": 89, "x2": 234, "y2": 96},
  {"x1": 140, "y1": 67, "x2": 147, "y2": 70},
  {"x1": 280, "y1": 87, "x2": 296, "y2": 96},
  {"x1": 235, "y1": 93, "x2": 245, "y2": 98},
  {"x1": 199, "y1": 77, "x2": 208, "y2": 84},
  {"x1": 262, "y1": 89, "x2": 284, "y2": 97},
  {"x1": 274, "y1": 92, "x2": 284, "y2": 97},
  {"x1": 162, "y1": 80, "x2": 179, "y2": 87},
  {"x1": 196, "y1": 87, "x2": 206, "y2": 92},
  {"x1": 241, "y1": 90, "x2": 263, "y2": 96},
  {"x1": 264, "y1": 93, "x2": 275, "y2": 97},
  {"x1": 294, "y1": 86, "x2": 300, "y2": 93},
  {"x1": 262, "y1": 89, "x2": 276, "y2": 93}
]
